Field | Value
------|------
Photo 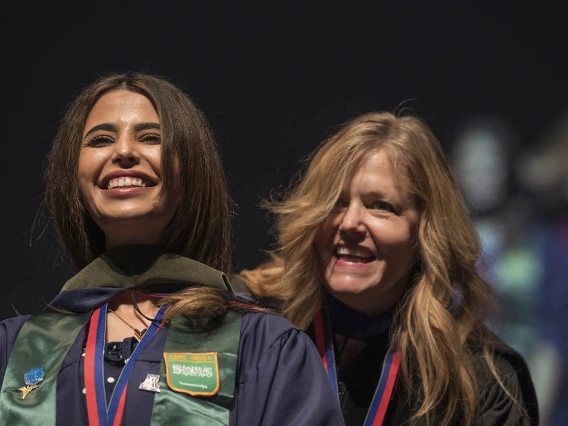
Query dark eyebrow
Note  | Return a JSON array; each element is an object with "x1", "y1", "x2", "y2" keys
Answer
[
  {"x1": 134, "y1": 122, "x2": 160, "y2": 132},
  {"x1": 83, "y1": 123, "x2": 117, "y2": 139},
  {"x1": 83, "y1": 122, "x2": 160, "y2": 139}
]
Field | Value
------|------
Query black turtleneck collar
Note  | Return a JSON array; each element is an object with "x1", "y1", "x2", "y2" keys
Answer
[{"x1": 325, "y1": 293, "x2": 394, "y2": 340}]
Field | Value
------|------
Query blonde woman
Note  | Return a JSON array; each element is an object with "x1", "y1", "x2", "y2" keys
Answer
[{"x1": 235, "y1": 112, "x2": 539, "y2": 426}]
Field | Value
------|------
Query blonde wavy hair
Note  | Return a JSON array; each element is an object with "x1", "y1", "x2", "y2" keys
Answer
[{"x1": 238, "y1": 111, "x2": 519, "y2": 426}]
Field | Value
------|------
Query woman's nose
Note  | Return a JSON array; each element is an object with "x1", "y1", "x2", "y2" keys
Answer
[
  {"x1": 339, "y1": 204, "x2": 366, "y2": 236},
  {"x1": 112, "y1": 135, "x2": 140, "y2": 166}
]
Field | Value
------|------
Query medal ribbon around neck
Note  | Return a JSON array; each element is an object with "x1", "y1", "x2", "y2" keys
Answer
[
  {"x1": 84, "y1": 302, "x2": 166, "y2": 426},
  {"x1": 314, "y1": 306, "x2": 339, "y2": 396},
  {"x1": 314, "y1": 305, "x2": 401, "y2": 426}
]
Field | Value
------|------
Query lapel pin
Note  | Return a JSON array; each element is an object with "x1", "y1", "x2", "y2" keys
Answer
[
  {"x1": 18, "y1": 367, "x2": 45, "y2": 400},
  {"x1": 139, "y1": 373, "x2": 161, "y2": 393}
]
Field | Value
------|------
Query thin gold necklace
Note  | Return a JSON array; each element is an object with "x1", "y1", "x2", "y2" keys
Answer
[{"x1": 108, "y1": 308, "x2": 148, "y2": 340}]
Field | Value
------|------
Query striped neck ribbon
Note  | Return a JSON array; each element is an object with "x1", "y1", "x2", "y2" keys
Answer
[
  {"x1": 84, "y1": 302, "x2": 166, "y2": 426},
  {"x1": 314, "y1": 305, "x2": 401, "y2": 426}
]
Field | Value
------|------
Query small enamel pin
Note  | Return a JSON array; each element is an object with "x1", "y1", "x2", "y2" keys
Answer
[
  {"x1": 18, "y1": 367, "x2": 44, "y2": 400},
  {"x1": 139, "y1": 374, "x2": 161, "y2": 393}
]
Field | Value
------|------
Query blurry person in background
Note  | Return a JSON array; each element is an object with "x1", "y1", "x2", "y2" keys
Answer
[
  {"x1": 451, "y1": 117, "x2": 514, "y2": 216},
  {"x1": 516, "y1": 110, "x2": 568, "y2": 426},
  {"x1": 450, "y1": 114, "x2": 568, "y2": 426},
  {"x1": 450, "y1": 116, "x2": 541, "y2": 357}
]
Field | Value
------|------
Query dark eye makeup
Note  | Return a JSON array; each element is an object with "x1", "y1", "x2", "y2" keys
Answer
[
  {"x1": 84, "y1": 135, "x2": 114, "y2": 147},
  {"x1": 83, "y1": 132, "x2": 161, "y2": 148}
]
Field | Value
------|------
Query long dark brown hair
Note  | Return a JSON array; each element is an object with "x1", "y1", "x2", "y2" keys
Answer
[
  {"x1": 42, "y1": 72, "x2": 267, "y2": 321},
  {"x1": 45, "y1": 72, "x2": 231, "y2": 275}
]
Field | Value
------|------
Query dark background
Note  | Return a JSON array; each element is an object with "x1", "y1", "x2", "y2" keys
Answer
[{"x1": 2, "y1": 2, "x2": 567, "y2": 318}]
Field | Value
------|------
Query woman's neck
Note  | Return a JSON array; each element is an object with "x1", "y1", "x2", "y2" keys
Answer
[{"x1": 106, "y1": 291, "x2": 161, "y2": 343}]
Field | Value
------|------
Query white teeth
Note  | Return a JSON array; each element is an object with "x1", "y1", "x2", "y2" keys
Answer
[
  {"x1": 107, "y1": 177, "x2": 147, "y2": 189},
  {"x1": 336, "y1": 246, "x2": 373, "y2": 258}
]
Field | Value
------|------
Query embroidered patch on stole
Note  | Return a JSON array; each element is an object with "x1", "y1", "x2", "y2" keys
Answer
[{"x1": 163, "y1": 352, "x2": 220, "y2": 396}]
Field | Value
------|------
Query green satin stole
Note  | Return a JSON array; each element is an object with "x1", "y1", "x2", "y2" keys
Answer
[
  {"x1": 0, "y1": 312, "x2": 92, "y2": 425},
  {"x1": 0, "y1": 310, "x2": 241, "y2": 425}
]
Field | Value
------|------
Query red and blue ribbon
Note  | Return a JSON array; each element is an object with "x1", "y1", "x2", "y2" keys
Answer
[
  {"x1": 314, "y1": 306, "x2": 400, "y2": 426},
  {"x1": 84, "y1": 303, "x2": 166, "y2": 426},
  {"x1": 314, "y1": 305, "x2": 339, "y2": 397},
  {"x1": 363, "y1": 351, "x2": 401, "y2": 426}
]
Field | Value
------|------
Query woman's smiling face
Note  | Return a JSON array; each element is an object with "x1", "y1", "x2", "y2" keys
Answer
[
  {"x1": 78, "y1": 89, "x2": 178, "y2": 249},
  {"x1": 314, "y1": 147, "x2": 419, "y2": 315}
]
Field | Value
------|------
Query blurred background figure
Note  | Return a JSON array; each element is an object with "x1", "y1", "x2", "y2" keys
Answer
[
  {"x1": 515, "y1": 110, "x2": 568, "y2": 426},
  {"x1": 450, "y1": 113, "x2": 568, "y2": 426},
  {"x1": 451, "y1": 116, "x2": 536, "y2": 356}
]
